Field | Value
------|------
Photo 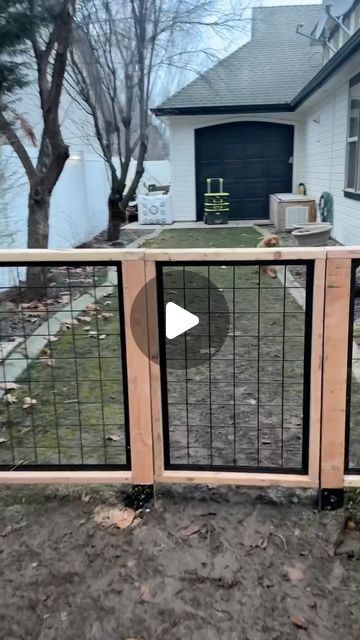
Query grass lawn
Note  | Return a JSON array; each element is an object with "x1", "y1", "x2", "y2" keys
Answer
[
  {"x1": 142, "y1": 226, "x2": 262, "y2": 248},
  {"x1": 0, "y1": 283, "x2": 127, "y2": 468}
]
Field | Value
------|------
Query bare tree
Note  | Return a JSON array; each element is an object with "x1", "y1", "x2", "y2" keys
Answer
[
  {"x1": 68, "y1": 0, "x2": 250, "y2": 241},
  {"x1": 0, "y1": 0, "x2": 76, "y2": 290}
]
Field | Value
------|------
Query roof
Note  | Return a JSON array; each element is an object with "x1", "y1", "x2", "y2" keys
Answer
[{"x1": 153, "y1": 5, "x2": 323, "y2": 115}]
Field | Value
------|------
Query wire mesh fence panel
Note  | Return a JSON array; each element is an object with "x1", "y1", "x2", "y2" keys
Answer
[
  {"x1": 0, "y1": 263, "x2": 130, "y2": 470},
  {"x1": 346, "y1": 260, "x2": 360, "y2": 472},
  {"x1": 158, "y1": 261, "x2": 314, "y2": 474}
]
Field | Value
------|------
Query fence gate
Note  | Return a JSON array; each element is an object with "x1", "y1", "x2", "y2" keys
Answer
[{"x1": 150, "y1": 253, "x2": 325, "y2": 489}]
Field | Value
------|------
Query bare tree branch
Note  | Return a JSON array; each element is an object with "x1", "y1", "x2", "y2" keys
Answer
[{"x1": 0, "y1": 109, "x2": 36, "y2": 182}]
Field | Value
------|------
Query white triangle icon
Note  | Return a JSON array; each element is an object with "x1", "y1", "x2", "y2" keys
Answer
[{"x1": 166, "y1": 302, "x2": 199, "y2": 340}]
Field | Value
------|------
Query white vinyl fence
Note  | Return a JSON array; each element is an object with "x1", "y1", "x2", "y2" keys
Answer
[{"x1": 0, "y1": 145, "x2": 170, "y2": 290}]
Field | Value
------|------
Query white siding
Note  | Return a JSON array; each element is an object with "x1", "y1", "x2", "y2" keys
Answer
[
  {"x1": 298, "y1": 70, "x2": 360, "y2": 245},
  {"x1": 168, "y1": 113, "x2": 300, "y2": 222}
]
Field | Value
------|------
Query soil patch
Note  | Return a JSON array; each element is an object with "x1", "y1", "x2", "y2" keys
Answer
[{"x1": 0, "y1": 485, "x2": 359, "y2": 640}]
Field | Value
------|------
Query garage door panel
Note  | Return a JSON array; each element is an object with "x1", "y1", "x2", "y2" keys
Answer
[
  {"x1": 243, "y1": 180, "x2": 268, "y2": 199},
  {"x1": 241, "y1": 159, "x2": 267, "y2": 180},
  {"x1": 196, "y1": 122, "x2": 293, "y2": 221},
  {"x1": 242, "y1": 199, "x2": 269, "y2": 219},
  {"x1": 267, "y1": 160, "x2": 291, "y2": 179},
  {"x1": 243, "y1": 143, "x2": 269, "y2": 159}
]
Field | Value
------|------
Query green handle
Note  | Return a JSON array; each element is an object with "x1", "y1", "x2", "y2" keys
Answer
[{"x1": 207, "y1": 178, "x2": 224, "y2": 194}]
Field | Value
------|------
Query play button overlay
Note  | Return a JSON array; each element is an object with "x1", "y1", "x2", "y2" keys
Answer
[
  {"x1": 130, "y1": 267, "x2": 230, "y2": 371},
  {"x1": 166, "y1": 303, "x2": 199, "y2": 339}
]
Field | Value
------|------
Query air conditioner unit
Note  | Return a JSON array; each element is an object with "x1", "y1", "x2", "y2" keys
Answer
[{"x1": 269, "y1": 193, "x2": 316, "y2": 232}]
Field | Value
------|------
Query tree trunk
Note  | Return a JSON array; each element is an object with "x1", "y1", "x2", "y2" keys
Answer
[
  {"x1": 107, "y1": 181, "x2": 127, "y2": 243},
  {"x1": 25, "y1": 184, "x2": 51, "y2": 297}
]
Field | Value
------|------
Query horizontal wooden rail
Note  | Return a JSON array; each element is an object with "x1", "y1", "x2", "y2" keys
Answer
[
  {"x1": 0, "y1": 248, "x2": 145, "y2": 262},
  {"x1": 0, "y1": 471, "x2": 132, "y2": 485},
  {"x1": 143, "y1": 247, "x2": 327, "y2": 261}
]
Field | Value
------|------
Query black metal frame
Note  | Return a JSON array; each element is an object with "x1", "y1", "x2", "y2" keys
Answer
[
  {"x1": 157, "y1": 260, "x2": 314, "y2": 475},
  {"x1": 0, "y1": 261, "x2": 131, "y2": 472},
  {"x1": 345, "y1": 259, "x2": 359, "y2": 473}
]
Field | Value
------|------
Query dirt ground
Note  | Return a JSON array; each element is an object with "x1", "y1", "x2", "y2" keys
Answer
[{"x1": 1, "y1": 485, "x2": 360, "y2": 640}]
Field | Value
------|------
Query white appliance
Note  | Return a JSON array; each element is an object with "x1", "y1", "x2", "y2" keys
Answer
[
  {"x1": 137, "y1": 193, "x2": 173, "y2": 225},
  {"x1": 269, "y1": 193, "x2": 316, "y2": 232}
]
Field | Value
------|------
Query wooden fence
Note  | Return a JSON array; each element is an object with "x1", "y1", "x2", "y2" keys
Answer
[{"x1": 0, "y1": 246, "x2": 358, "y2": 510}]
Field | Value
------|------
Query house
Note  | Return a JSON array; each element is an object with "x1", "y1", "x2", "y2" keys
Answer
[{"x1": 153, "y1": 2, "x2": 360, "y2": 246}]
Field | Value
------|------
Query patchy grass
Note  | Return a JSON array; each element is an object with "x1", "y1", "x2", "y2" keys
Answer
[
  {"x1": 0, "y1": 294, "x2": 127, "y2": 468},
  {"x1": 142, "y1": 226, "x2": 262, "y2": 248}
]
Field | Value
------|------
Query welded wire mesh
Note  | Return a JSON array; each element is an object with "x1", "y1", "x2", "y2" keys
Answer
[
  {"x1": 346, "y1": 260, "x2": 360, "y2": 472},
  {"x1": 158, "y1": 261, "x2": 313, "y2": 474},
  {"x1": 0, "y1": 263, "x2": 129, "y2": 470}
]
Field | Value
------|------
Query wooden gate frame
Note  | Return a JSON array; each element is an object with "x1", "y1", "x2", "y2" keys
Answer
[{"x1": 144, "y1": 248, "x2": 326, "y2": 491}]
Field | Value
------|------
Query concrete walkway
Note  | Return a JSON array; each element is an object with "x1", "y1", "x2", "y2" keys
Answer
[{"x1": 124, "y1": 219, "x2": 271, "y2": 231}]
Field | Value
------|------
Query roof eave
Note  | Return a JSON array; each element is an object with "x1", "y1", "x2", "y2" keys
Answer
[
  {"x1": 292, "y1": 29, "x2": 360, "y2": 109},
  {"x1": 151, "y1": 103, "x2": 293, "y2": 117}
]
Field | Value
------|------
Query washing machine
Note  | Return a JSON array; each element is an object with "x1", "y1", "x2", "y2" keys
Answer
[{"x1": 137, "y1": 193, "x2": 173, "y2": 225}]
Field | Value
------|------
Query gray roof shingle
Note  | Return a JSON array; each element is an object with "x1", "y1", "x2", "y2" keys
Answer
[{"x1": 154, "y1": 4, "x2": 323, "y2": 113}]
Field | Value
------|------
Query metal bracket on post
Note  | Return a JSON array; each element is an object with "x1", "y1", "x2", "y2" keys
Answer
[
  {"x1": 319, "y1": 488, "x2": 345, "y2": 511},
  {"x1": 125, "y1": 484, "x2": 155, "y2": 511}
]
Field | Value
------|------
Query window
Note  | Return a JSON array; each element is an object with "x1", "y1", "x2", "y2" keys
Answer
[{"x1": 345, "y1": 76, "x2": 360, "y2": 193}]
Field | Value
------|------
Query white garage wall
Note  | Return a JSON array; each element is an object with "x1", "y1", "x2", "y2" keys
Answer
[
  {"x1": 168, "y1": 113, "x2": 301, "y2": 222},
  {"x1": 297, "y1": 52, "x2": 360, "y2": 246}
]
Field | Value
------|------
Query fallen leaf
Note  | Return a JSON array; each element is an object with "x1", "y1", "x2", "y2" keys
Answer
[
  {"x1": 258, "y1": 537, "x2": 268, "y2": 550},
  {"x1": 291, "y1": 615, "x2": 307, "y2": 630},
  {"x1": 3, "y1": 394, "x2": 18, "y2": 404},
  {"x1": 179, "y1": 523, "x2": 205, "y2": 537},
  {"x1": 22, "y1": 397, "x2": 37, "y2": 409},
  {"x1": 0, "y1": 383, "x2": 19, "y2": 392},
  {"x1": 345, "y1": 517, "x2": 357, "y2": 531},
  {"x1": 139, "y1": 584, "x2": 152, "y2": 602},
  {"x1": 107, "y1": 433, "x2": 121, "y2": 442},
  {"x1": 93, "y1": 506, "x2": 137, "y2": 529},
  {"x1": 0, "y1": 438, "x2": 7, "y2": 445},
  {"x1": 286, "y1": 563, "x2": 304, "y2": 583}
]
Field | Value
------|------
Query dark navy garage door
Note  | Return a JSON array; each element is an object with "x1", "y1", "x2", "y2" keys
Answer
[{"x1": 195, "y1": 121, "x2": 294, "y2": 221}]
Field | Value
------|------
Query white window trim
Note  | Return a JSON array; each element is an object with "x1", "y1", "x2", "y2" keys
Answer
[{"x1": 345, "y1": 75, "x2": 360, "y2": 194}]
